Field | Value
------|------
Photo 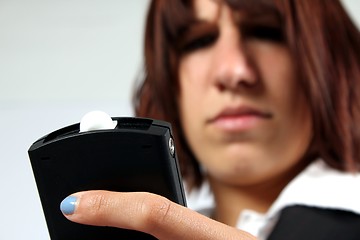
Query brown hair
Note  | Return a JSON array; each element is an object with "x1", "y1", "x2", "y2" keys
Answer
[
  {"x1": 279, "y1": 0, "x2": 360, "y2": 172},
  {"x1": 133, "y1": 0, "x2": 360, "y2": 188}
]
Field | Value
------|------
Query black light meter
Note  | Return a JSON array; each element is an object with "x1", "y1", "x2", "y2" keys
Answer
[{"x1": 28, "y1": 112, "x2": 186, "y2": 240}]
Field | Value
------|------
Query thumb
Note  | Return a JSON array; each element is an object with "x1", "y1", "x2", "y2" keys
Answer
[{"x1": 60, "y1": 190, "x2": 256, "y2": 240}]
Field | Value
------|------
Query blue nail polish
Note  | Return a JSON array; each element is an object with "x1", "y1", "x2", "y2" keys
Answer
[{"x1": 60, "y1": 196, "x2": 77, "y2": 215}]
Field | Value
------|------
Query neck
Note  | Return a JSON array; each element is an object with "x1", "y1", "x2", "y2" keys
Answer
[{"x1": 208, "y1": 161, "x2": 309, "y2": 227}]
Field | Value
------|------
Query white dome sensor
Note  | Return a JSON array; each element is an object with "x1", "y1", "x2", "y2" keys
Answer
[{"x1": 79, "y1": 111, "x2": 117, "y2": 132}]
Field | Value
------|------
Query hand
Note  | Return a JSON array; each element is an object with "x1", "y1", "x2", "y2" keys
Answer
[{"x1": 60, "y1": 190, "x2": 256, "y2": 240}]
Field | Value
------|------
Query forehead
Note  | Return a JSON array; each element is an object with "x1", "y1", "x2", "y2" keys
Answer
[
  {"x1": 193, "y1": 0, "x2": 220, "y2": 21},
  {"x1": 193, "y1": 0, "x2": 280, "y2": 21}
]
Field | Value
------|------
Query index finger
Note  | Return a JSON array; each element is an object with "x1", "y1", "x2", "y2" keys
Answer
[{"x1": 60, "y1": 190, "x2": 256, "y2": 240}]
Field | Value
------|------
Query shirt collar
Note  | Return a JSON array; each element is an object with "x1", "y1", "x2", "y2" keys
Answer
[
  {"x1": 268, "y1": 158, "x2": 360, "y2": 217},
  {"x1": 185, "y1": 159, "x2": 360, "y2": 238}
]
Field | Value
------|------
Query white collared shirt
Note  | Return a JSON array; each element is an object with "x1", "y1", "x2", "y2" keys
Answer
[{"x1": 185, "y1": 159, "x2": 360, "y2": 239}]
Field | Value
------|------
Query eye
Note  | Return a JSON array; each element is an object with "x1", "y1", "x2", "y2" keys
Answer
[
  {"x1": 177, "y1": 22, "x2": 219, "y2": 54},
  {"x1": 244, "y1": 25, "x2": 284, "y2": 42},
  {"x1": 181, "y1": 33, "x2": 218, "y2": 53}
]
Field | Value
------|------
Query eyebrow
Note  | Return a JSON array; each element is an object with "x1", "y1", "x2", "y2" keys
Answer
[
  {"x1": 240, "y1": 12, "x2": 282, "y2": 26},
  {"x1": 226, "y1": 0, "x2": 281, "y2": 18},
  {"x1": 176, "y1": 20, "x2": 219, "y2": 48},
  {"x1": 182, "y1": 19, "x2": 218, "y2": 33}
]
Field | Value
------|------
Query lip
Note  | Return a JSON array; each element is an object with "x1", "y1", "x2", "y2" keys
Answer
[{"x1": 208, "y1": 105, "x2": 272, "y2": 132}]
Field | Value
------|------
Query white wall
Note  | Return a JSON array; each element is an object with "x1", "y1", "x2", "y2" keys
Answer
[
  {"x1": 342, "y1": 0, "x2": 360, "y2": 28},
  {"x1": 0, "y1": 0, "x2": 149, "y2": 102},
  {"x1": 0, "y1": 1, "x2": 359, "y2": 239},
  {"x1": 0, "y1": 1, "x2": 148, "y2": 239}
]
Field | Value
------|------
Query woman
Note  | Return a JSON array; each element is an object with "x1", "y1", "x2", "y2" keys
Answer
[{"x1": 60, "y1": 0, "x2": 360, "y2": 239}]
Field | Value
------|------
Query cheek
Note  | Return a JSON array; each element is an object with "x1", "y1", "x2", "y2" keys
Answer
[
  {"x1": 178, "y1": 62, "x2": 198, "y2": 118},
  {"x1": 256, "y1": 46, "x2": 300, "y2": 113},
  {"x1": 265, "y1": 51, "x2": 313, "y2": 162},
  {"x1": 178, "y1": 57, "x2": 214, "y2": 159},
  {"x1": 178, "y1": 55, "x2": 211, "y2": 118},
  {"x1": 254, "y1": 45, "x2": 313, "y2": 167},
  {"x1": 178, "y1": 60, "x2": 204, "y2": 137},
  {"x1": 178, "y1": 53, "x2": 210, "y2": 89}
]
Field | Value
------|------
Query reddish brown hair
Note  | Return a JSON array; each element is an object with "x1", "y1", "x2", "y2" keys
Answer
[{"x1": 133, "y1": 0, "x2": 360, "y2": 188}]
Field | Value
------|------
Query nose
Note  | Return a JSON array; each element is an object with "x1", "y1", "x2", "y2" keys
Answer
[{"x1": 213, "y1": 27, "x2": 257, "y2": 91}]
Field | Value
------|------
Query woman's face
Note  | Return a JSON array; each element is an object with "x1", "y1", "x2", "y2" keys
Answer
[{"x1": 178, "y1": 0, "x2": 313, "y2": 186}]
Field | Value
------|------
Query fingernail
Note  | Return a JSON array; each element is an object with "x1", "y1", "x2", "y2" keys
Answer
[{"x1": 60, "y1": 196, "x2": 77, "y2": 215}]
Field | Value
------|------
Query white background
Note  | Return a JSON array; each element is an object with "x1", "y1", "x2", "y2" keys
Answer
[{"x1": 0, "y1": 1, "x2": 359, "y2": 239}]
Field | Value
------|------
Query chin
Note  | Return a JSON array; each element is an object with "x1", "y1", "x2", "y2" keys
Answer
[
  {"x1": 210, "y1": 161, "x2": 255, "y2": 180},
  {"x1": 208, "y1": 156, "x2": 272, "y2": 185}
]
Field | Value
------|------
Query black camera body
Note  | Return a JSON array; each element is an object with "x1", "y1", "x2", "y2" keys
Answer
[{"x1": 28, "y1": 117, "x2": 186, "y2": 240}]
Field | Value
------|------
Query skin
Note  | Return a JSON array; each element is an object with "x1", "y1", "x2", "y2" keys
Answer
[
  {"x1": 178, "y1": 0, "x2": 312, "y2": 225},
  {"x1": 62, "y1": 0, "x2": 312, "y2": 238},
  {"x1": 63, "y1": 191, "x2": 255, "y2": 239}
]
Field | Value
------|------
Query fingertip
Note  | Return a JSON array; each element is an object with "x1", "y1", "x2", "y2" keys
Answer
[{"x1": 60, "y1": 195, "x2": 78, "y2": 215}]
